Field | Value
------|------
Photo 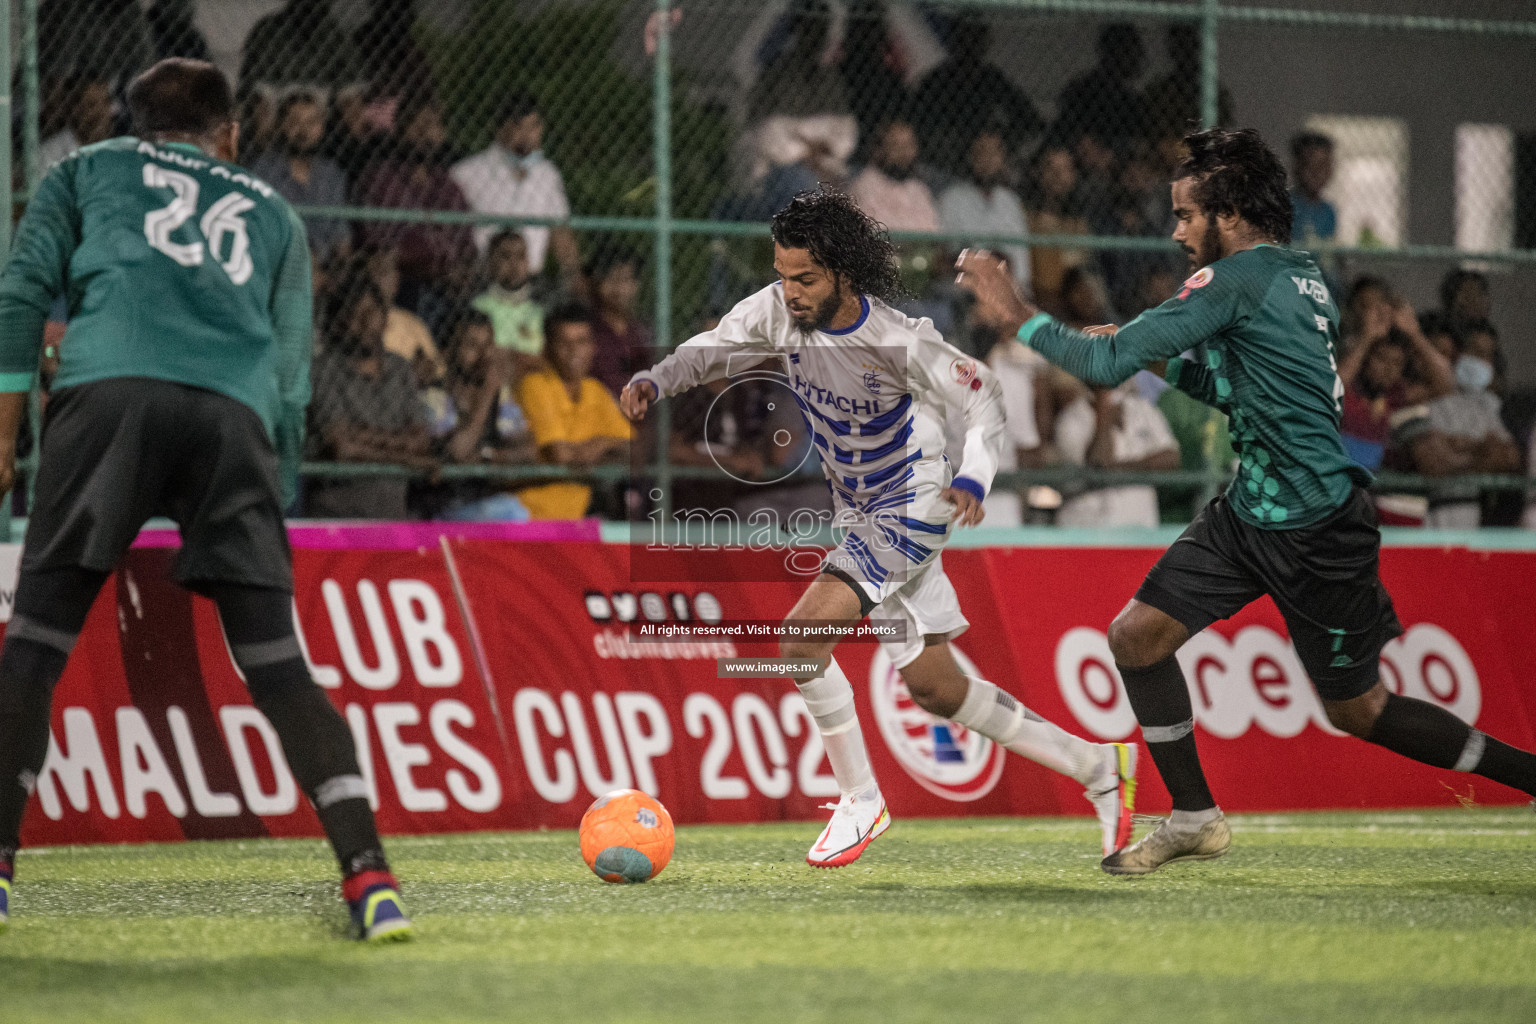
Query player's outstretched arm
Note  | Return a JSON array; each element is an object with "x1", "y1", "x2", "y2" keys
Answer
[
  {"x1": 623, "y1": 289, "x2": 782, "y2": 422},
  {"x1": 959, "y1": 250, "x2": 1229, "y2": 388}
]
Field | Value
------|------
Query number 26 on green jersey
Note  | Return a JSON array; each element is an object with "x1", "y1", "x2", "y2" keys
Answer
[{"x1": 142, "y1": 164, "x2": 256, "y2": 286}]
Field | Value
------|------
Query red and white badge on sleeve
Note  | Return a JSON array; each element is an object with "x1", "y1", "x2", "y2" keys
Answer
[{"x1": 1177, "y1": 267, "x2": 1214, "y2": 300}]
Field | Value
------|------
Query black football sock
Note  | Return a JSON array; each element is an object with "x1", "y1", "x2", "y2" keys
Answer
[
  {"x1": 1118, "y1": 655, "x2": 1216, "y2": 813},
  {"x1": 210, "y1": 584, "x2": 388, "y2": 876},
  {"x1": 0, "y1": 568, "x2": 108, "y2": 856},
  {"x1": 1367, "y1": 692, "x2": 1536, "y2": 796}
]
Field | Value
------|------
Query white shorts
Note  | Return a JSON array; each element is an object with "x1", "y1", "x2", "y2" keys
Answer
[{"x1": 822, "y1": 510, "x2": 969, "y2": 669}]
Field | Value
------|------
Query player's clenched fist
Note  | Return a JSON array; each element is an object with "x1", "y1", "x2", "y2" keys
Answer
[{"x1": 620, "y1": 380, "x2": 658, "y2": 422}]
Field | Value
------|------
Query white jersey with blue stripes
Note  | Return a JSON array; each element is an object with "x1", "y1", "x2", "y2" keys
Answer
[{"x1": 630, "y1": 283, "x2": 1006, "y2": 528}]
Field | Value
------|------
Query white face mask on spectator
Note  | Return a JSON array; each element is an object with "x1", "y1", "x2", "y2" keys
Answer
[{"x1": 1454, "y1": 354, "x2": 1494, "y2": 394}]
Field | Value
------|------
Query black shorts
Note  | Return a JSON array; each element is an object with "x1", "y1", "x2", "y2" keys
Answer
[
  {"x1": 1135, "y1": 487, "x2": 1402, "y2": 702},
  {"x1": 22, "y1": 378, "x2": 294, "y2": 592}
]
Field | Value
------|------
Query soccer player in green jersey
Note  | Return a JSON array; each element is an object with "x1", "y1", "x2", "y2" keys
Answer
[
  {"x1": 958, "y1": 128, "x2": 1536, "y2": 875},
  {"x1": 0, "y1": 59, "x2": 410, "y2": 940}
]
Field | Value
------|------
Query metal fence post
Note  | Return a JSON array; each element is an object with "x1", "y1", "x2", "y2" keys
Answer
[
  {"x1": 652, "y1": 0, "x2": 674, "y2": 527},
  {"x1": 22, "y1": 0, "x2": 36, "y2": 193},
  {"x1": 1201, "y1": 0, "x2": 1220, "y2": 129}
]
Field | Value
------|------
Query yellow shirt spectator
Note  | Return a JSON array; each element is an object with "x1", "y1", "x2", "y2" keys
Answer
[{"x1": 517, "y1": 367, "x2": 632, "y2": 519}]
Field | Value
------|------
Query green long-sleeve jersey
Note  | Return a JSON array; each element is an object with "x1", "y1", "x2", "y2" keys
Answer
[
  {"x1": 0, "y1": 137, "x2": 312, "y2": 500},
  {"x1": 1021, "y1": 244, "x2": 1368, "y2": 529}
]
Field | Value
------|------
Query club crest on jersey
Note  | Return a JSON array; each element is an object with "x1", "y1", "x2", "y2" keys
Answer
[
  {"x1": 863, "y1": 371, "x2": 882, "y2": 394},
  {"x1": 1177, "y1": 267, "x2": 1214, "y2": 300},
  {"x1": 950, "y1": 358, "x2": 978, "y2": 386}
]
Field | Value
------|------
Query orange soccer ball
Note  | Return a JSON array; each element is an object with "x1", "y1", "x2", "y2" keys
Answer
[{"x1": 579, "y1": 789, "x2": 675, "y2": 883}]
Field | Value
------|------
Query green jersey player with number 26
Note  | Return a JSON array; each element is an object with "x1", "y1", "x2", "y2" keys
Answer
[{"x1": 0, "y1": 59, "x2": 409, "y2": 941}]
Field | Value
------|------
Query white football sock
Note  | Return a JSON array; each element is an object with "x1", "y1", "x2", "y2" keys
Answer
[
  {"x1": 1169, "y1": 807, "x2": 1222, "y2": 829},
  {"x1": 951, "y1": 675, "x2": 1102, "y2": 785},
  {"x1": 795, "y1": 657, "x2": 877, "y2": 797}
]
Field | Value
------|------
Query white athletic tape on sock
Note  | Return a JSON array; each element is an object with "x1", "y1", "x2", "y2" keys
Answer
[
  {"x1": 1142, "y1": 719, "x2": 1195, "y2": 744},
  {"x1": 314, "y1": 774, "x2": 370, "y2": 809},
  {"x1": 6, "y1": 615, "x2": 82, "y2": 655},
  {"x1": 796, "y1": 661, "x2": 857, "y2": 733},
  {"x1": 1453, "y1": 730, "x2": 1486, "y2": 773},
  {"x1": 231, "y1": 635, "x2": 305, "y2": 670}
]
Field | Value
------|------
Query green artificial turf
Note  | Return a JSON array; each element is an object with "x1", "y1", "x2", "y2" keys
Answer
[{"x1": 2, "y1": 809, "x2": 1533, "y2": 1023}]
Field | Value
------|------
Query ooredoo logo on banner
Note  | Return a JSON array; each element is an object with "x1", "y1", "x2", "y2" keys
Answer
[{"x1": 1055, "y1": 623, "x2": 1482, "y2": 742}]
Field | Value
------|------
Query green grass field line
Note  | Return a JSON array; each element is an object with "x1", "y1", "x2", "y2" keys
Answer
[{"x1": 2, "y1": 810, "x2": 1533, "y2": 1023}]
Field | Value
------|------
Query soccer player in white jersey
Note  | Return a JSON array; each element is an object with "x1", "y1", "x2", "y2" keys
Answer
[{"x1": 620, "y1": 190, "x2": 1137, "y2": 867}]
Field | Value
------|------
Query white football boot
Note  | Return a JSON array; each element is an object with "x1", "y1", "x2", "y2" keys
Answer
[
  {"x1": 1085, "y1": 742, "x2": 1139, "y2": 857},
  {"x1": 806, "y1": 790, "x2": 891, "y2": 868}
]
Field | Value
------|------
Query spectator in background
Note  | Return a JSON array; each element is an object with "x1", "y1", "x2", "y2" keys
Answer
[
  {"x1": 430, "y1": 310, "x2": 539, "y2": 522},
  {"x1": 250, "y1": 90, "x2": 350, "y2": 262},
  {"x1": 1097, "y1": 143, "x2": 1179, "y2": 315},
  {"x1": 516, "y1": 304, "x2": 633, "y2": 519},
  {"x1": 364, "y1": 245, "x2": 443, "y2": 381},
  {"x1": 667, "y1": 376, "x2": 771, "y2": 513},
  {"x1": 236, "y1": 88, "x2": 278, "y2": 166},
  {"x1": 911, "y1": 12, "x2": 1043, "y2": 175},
  {"x1": 1058, "y1": 266, "x2": 1119, "y2": 329},
  {"x1": 307, "y1": 278, "x2": 437, "y2": 519},
  {"x1": 850, "y1": 118, "x2": 938, "y2": 232},
  {"x1": 587, "y1": 247, "x2": 654, "y2": 398},
  {"x1": 1069, "y1": 127, "x2": 1120, "y2": 228},
  {"x1": 472, "y1": 230, "x2": 546, "y2": 379},
  {"x1": 451, "y1": 93, "x2": 581, "y2": 284},
  {"x1": 983, "y1": 332, "x2": 1053, "y2": 527},
  {"x1": 1341, "y1": 274, "x2": 1393, "y2": 352},
  {"x1": 1337, "y1": 293, "x2": 1454, "y2": 470},
  {"x1": 354, "y1": 0, "x2": 436, "y2": 111},
  {"x1": 1054, "y1": 380, "x2": 1180, "y2": 528},
  {"x1": 1025, "y1": 143, "x2": 1090, "y2": 314},
  {"x1": 146, "y1": 0, "x2": 210, "y2": 62},
  {"x1": 939, "y1": 130, "x2": 1032, "y2": 294},
  {"x1": 742, "y1": 0, "x2": 858, "y2": 193},
  {"x1": 40, "y1": 76, "x2": 116, "y2": 168},
  {"x1": 1143, "y1": 23, "x2": 1234, "y2": 141},
  {"x1": 324, "y1": 83, "x2": 386, "y2": 184},
  {"x1": 1440, "y1": 268, "x2": 1492, "y2": 329},
  {"x1": 1289, "y1": 132, "x2": 1337, "y2": 247},
  {"x1": 1397, "y1": 320, "x2": 1521, "y2": 528},
  {"x1": 357, "y1": 94, "x2": 475, "y2": 304},
  {"x1": 1126, "y1": 264, "x2": 1180, "y2": 319},
  {"x1": 239, "y1": 0, "x2": 361, "y2": 93},
  {"x1": 839, "y1": 1, "x2": 910, "y2": 154},
  {"x1": 40, "y1": 0, "x2": 151, "y2": 92},
  {"x1": 1054, "y1": 23, "x2": 1148, "y2": 156}
]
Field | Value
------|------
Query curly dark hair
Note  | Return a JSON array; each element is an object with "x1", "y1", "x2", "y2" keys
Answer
[
  {"x1": 1176, "y1": 128, "x2": 1294, "y2": 245},
  {"x1": 770, "y1": 189, "x2": 903, "y2": 301}
]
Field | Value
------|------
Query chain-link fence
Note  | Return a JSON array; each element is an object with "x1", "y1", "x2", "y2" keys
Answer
[{"x1": 11, "y1": 0, "x2": 1536, "y2": 528}]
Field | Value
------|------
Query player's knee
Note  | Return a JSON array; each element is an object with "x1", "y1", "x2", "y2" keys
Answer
[
  {"x1": 1108, "y1": 608, "x2": 1178, "y2": 668},
  {"x1": 1323, "y1": 686, "x2": 1388, "y2": 738}
]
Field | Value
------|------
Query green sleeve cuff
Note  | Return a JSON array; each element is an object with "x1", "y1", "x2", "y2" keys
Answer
[
  {"x1": 1163, "y1": 357, "x2": 1184, "y2": 386},
  {"x1": 1016, "y1": 312, "x2": 1053, "y2": 346},
  {"x1": 0, "y1": 371, "x2": 35, "y2": 392}
]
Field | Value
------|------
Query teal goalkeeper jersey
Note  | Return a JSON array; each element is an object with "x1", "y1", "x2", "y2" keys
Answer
[
  {"x1": 1022, "y1": 244, "x2": 1369, "y2": 529},
  {"x1": 0, "y1": 137, "x2": 312, "y2": 494}
]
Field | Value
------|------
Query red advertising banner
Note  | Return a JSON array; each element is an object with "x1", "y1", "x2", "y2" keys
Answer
[{"x1": 15, "y1": 534, "x2": 1536, "y2": 848}]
